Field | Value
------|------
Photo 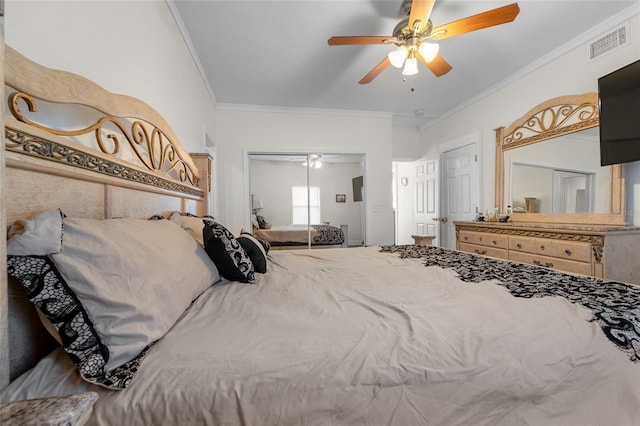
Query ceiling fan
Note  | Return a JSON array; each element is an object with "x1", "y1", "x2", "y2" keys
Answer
[{"x1": 327, "y1": 0, "x2": 520, "y2": 84}]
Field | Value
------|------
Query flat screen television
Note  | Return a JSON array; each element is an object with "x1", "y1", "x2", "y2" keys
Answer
[
  {"x1": 598, "y1": 58, "x2": 640, "y2": 166},
  {"x1": 352, "y1": 175, "x2": 363, "y2": 202}
]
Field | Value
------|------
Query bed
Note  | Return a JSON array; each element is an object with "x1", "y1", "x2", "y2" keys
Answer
[
  {"x1": 2, "y1": 45, "x2": 639, "y2": 426},
  {"x1": 253, "y1": 224, "x2": 345, "y2": 247}
]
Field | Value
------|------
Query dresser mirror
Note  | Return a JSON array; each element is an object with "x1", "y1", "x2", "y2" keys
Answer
[{"x1": 495, "y1": 93, "x2": 626, "y2": 225}]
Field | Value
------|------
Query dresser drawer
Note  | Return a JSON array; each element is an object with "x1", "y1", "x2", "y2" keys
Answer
[
  {"x1": 508, "y1": 235, "x2": 538, "y2": 254},
  {"x1": 551, "y1": 240, "x2": 592, "y2": 263},
  {"x1": 509, "y1": 252, "x2": 592, "y2": 276},
  {"x1": 509, "y1": 235, "x2": 553, "y2": 255},
  {"x1": 459, "y1": 242, "x2": 508, "y2": 260},
  {"x1": 534, "y1": 239, "x2": 552, "y2": 255},
  {"x1": 459, "y1": 231, "x2": 508, "y2": 249},
  {"x1": 459, "y1": 231, "x2": 483, "y2": 246},
  {"x1": 482, "y1": 233, "x2": 508, "y2": 249}
]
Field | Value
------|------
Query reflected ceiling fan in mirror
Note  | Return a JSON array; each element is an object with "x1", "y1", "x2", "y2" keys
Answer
[
  {"x1": 327, "y1": 0, "x2": 520, "y2": 84},
  {"x1": 302, "y1": 154, "x2": 323, "y2": 169}
]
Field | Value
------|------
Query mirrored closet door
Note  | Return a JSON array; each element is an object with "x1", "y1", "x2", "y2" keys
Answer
[{"x1": 248, "y1": 153, "x2": 365, "y2": 249}]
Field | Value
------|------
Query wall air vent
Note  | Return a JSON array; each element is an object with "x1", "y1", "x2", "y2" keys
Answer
[{"x1": 589, "y1": 24, "x2": 628, "y2": 61}]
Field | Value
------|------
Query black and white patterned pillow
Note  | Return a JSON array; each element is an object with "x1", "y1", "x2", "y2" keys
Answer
[
  {"x1": 259, "y1": 238, "x2": 270, "y2": 254},
  {"x1": 203, "y1": 220, "x2": 255, "y2": 283},
  {"x1": 238, "y1": 232, "x2": 268, "y2": 273},
  {"x1": 7, "y1": 255, "x2": 147, "y2": 389}
]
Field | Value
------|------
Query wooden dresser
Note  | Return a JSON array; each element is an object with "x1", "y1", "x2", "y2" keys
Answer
[{"x1": 455, "y1": 221, "x2": 640, "y2": 285}]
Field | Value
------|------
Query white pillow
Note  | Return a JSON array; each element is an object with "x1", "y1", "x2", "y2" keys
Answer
[
  {"x1": 169, "y1": 211, "x2": 208, "y2": 246},
  {"x1": 6, "y1": 210, "x2": 220, "y2": 389},
  {"x1": 7, "y1": 208, "x2": 63, "y2": 256}
]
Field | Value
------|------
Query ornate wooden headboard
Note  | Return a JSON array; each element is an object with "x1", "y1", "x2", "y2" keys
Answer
[
  {"x1": 3, "y1": 44, "x2": 210, "y2": 222},
  {"x1": 1, "y1": 45, "x2": 211, "y2": 386}
]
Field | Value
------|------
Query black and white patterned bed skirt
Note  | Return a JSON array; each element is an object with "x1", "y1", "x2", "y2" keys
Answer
[{"x1": 311, "y1": 225, "x2": 344, "y2": 245}]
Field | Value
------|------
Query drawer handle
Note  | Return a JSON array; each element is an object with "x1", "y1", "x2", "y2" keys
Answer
[
  {"x1": 539, "y1": 244, "x2": 546, "y2": 251},
  {"x1": 475, "y1": 249, "x2": 487, "y2": 255},
  {"x1": 479, "y1": 237, "x2": 483, "y2": 241},
  {"x1": 517, "y1": 243, "x2": 522, "y2": 249},
  {"x1": 492, "y1": 240, "x2": 497, "y2": 245},
  {"x1": 565, "y1": 249, "x2": 572, "y2": 256},
  {"x1": 544, "y1": 262, "x2": 554, "y2": 268},
  {"x1": 533, "y1": 260, "x2": 542, "y2": 266},
  {"x1": 464, "y1": 236, "x2": 468, "y2": 240}
]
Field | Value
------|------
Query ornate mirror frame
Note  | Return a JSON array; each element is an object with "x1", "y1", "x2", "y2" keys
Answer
[{"x1": 495, "y1": 92, "x2": 626, "y2": 225}]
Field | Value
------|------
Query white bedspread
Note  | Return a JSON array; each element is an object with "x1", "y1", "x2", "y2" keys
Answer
[{"x1": 2, "y1": 246, "x2": 639, "y2": 425}]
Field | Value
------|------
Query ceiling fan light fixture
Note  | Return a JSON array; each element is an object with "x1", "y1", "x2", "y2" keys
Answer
[
  {"x1": 388, "y1": 46, "x2": 409, "y2": 68},
  {"x1": 328, "y1": 1, "x2": 520, "y2": 84},
  {"x1": 303, "y1": 160, "x2": 323, "y2": 169},
  {"x1": 302, "y1": 154, "x2": 323, "y2": 169},
  {"x1": 402, "y1": 55, "x2": 419, "y2": 76},
  {"x1": 418, "y1": 42, "x2": 439, "y2": 62}
]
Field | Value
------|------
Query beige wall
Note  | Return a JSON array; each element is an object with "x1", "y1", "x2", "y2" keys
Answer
[
  {"x1": 5, "y1": 1, "x2": 216, "y2": 157},
  {"x1": 392, "y1": 127, "x2": 420, "y2": 160}
]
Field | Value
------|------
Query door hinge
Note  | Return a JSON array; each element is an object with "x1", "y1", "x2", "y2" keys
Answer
[{"x1": 474, "y1": 154, "x2": 477, "y2": 162}]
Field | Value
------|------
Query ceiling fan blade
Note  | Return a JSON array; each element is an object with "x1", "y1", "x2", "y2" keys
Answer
[
  {"x1": 408, "y1": 0, "x2": 436, "y2": 32},
  {"x1": 328, "y1": 36, "x2": 394, "y2": 46},
  {"x1": 430, "y1": 3, "x2": 520, "y2": 41},
  {"x1": 359, "y1": 57, "x2": 391, "y2": 85},
  {"x1": 417, "y1": 53, "x2": 452, "y2": 77}
]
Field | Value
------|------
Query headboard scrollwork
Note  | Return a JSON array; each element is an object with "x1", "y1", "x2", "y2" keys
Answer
[{"x1": 3, "y1": 45, "x2": 201, "y2": 195}]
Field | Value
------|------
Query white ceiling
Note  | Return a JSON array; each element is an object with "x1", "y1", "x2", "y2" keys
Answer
[{"x1": 171, "y1": 0, "x2": 637, "y2": 129}]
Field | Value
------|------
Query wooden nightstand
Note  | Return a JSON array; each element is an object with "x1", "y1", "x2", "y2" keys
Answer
[
  {"x1": 411, "y1": 235, "x2": 436, "y2": 247},
  {"x1": 0, "y1": 392, "x2": 98, "y2": 426}
]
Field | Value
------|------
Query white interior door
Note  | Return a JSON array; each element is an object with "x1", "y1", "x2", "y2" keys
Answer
[
  {"x1": 394, "y1": 162, "x2": 414, "y2": 245},
  {"x1": 413, "y1": 158, "x2": 439, "y2": 245},
  {"x1": 441, "y1": 144, "x2": 478, "y2": 249}
]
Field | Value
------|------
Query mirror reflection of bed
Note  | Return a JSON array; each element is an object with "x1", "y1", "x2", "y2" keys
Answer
[{"x1": 248, "y1": 153, "x2": 365, "y2": 249}]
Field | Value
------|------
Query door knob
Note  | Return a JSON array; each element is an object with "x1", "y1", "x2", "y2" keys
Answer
[{"x1": 432, "y1": 217, "x2": 448, "y2": 223}]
